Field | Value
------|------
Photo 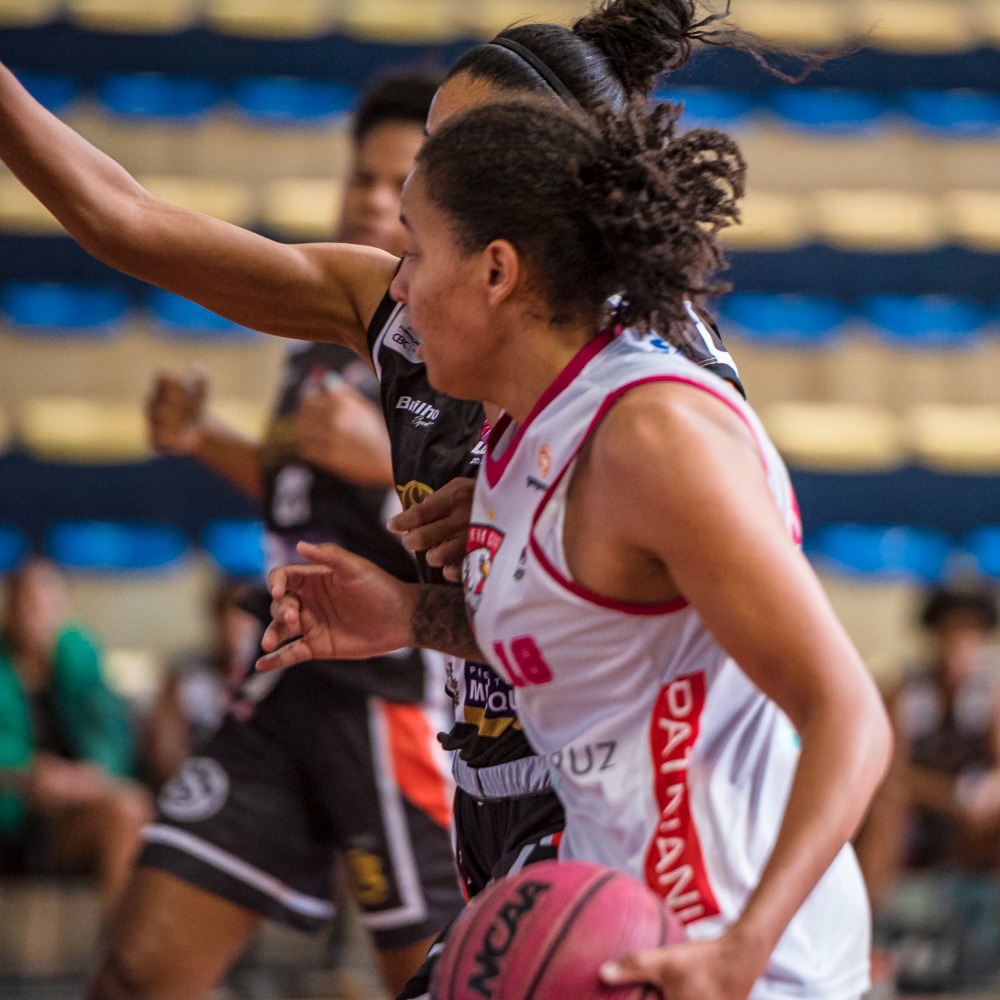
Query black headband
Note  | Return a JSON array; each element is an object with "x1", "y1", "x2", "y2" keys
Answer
[{"x1": 488, "y1": 36, "x2": 576, "y2": 105}]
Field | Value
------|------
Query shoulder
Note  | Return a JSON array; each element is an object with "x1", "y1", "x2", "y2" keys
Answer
[{"x1": 589, "y1": 376, "x2": 760, "y2": 477}]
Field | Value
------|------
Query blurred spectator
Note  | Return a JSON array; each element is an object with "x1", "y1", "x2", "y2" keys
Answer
[
  {"x1": 857, "y1": 581, "x2": 1000, "y2": 905},
  {"x1": 143, "y1": 580, "x2": 263, "y2": 789},
  {"x1": 0, "y1": 558, "x2": 153, "y2": 910}
]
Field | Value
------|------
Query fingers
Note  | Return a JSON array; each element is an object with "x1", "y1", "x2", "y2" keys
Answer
[
  {"x1": 425, "y1": 536, "x2": 468, "y2": 572},
  {"x1": 387, "y1": 477, "x2": 475, "y2": 534},
  {"x1": 296, "y1": 539, "x2": 353, "y2": 568},
  {"x1": 255, "y1": 636, "x2": 316, "y2": 673},
  {"x1": 261, "y1": 593, "x2": 302, "y2": 651},
  {"x1": 599, "y1": 949, "x2": 665, "y2": 988}
]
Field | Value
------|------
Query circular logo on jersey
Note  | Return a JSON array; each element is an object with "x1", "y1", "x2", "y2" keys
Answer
[
  {"x1": 464, "y1": 524, "x2": 505, "y2": 612},
  {"x1": 158, "y1": 757, "x2": 230, "y2": 823},
  {"x1": 537, "y1": 444, "x2": 552, "y2": 478},
  {"x1": 396, "y1": 480, "x2": 434, "y2": 510}
]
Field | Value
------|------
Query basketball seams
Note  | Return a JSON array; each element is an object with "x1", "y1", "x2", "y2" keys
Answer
[
  {"x1": 522, "y1": 869, "x2": 619, "y2": 1000},
  {"x1": 638, "y1": 903, "x2": 669, "y2": 1000}
]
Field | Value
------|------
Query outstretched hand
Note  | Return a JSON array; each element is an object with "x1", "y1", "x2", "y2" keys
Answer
[
  {"x1": 387, "y1": 477, "x2": 475, "y2": 582},
  {"x1": 256, "y1": 541, "x2": 418, "y2": 672},
  {"x1": 600, "y1": 931, "x2": 760, "y2": 1000}
]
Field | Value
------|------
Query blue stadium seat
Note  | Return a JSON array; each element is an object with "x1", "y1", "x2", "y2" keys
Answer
[
  {"x1": 899, "y1": 90, "x2": 1000, "y2": 137},
  {"x1": 0, "y1": 525, "x2": 28, "y2": 572},
  {"x1": 2, "y1": 283, "x2": 129, "y2": 336},
  {"x1": 46, "y1": 521, "x2": 188, "y2": 572},
  {"x1": 654, "y1": 89, "x2": 754, "y2": 128},
  {"x1": 233, "y1": 77, "x2": 356, "y2": 125},
  {"x1": 96, "y1": 74, "x2": 221, "y2": 120},
  {"x1": 965, "y1": 527, "x2": 1000, "y2": 579},
  {"x1": 767, "y1": 89, "x2": 890, "y2": 133},
  {"x1": 718, "y1": 293, "x2": 848, "y2": 347},
  {"x1": 148, "y1": 289, "x2": 257, "y2": 340},
  {"x1": 202, "y1": 519, "x2": 265, "y2": 577},
  {"x1": 14, "y1": 71, "x2": 81, "y2": 113},
  {"x1": 860, "y1": 295, "x2": 987, "y2": 347},
  {"x1": 804, "y1": 524, "x2": 952, "y2": 582}
]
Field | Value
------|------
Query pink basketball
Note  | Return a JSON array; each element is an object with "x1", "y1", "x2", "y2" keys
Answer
[{"x1": 431, "y1": 860, "x2": 685, "y2": 1000}]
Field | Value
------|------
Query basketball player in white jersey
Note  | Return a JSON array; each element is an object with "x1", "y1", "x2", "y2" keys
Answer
[{"x1": 257, "y1": 99, "x2": 892, "y2": 999}]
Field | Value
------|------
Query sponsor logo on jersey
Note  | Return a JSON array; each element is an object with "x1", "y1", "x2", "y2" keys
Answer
[
  {"x1": 549, "y1": 740, "x2": 617, "y2": 776},
  {"x1": 468, "y1": 880, "x2": 552, "y2": 1000},
  {"x1": 158, "y1": 757, "x2": 230, "y2": 823},
  {"x1": 464, "y1": 524, "x2": 505, "y2": 612},
  {"x1": 396, "y1": 480, "x2": 434, "y2": 510},
  {"x1": 385, "y1": 322, "x2": 423, "y2": 363},
  {"x1": 526, "y1": 476, "x2": 547, "y2": 492},
  {"x1": 463, "y1": 660, "x2": 518, "y2": 731},
  {"x1": 643, "y1": 673, "x2": 721, "y2": 924},
  {"x1": 395, "y1": 394, "x2": 440, "y2": 429},
  {"x1": 537, "y1": 444, "x2": 552, "y2": 477}
]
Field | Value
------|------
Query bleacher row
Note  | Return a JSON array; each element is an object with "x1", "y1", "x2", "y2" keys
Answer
[
  {"x1": 11, "y1": 70, "x2": 1000, "y2": 135},
  {"x1": 1, "y1": 0, "x2": 1000, "y2": 51},
  {"x1": 2, "y1": 285, "x2": 998, "y2": 341},
  {"x1": 4, "y1": 172, "x2": 999, "y2": 249},
  {"x1": 0, "y1": 519, "x2": 997, "y2": 581}
]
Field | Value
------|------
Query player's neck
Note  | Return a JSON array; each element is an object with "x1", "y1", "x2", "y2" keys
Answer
[{"x1": 489, "y1": 318, "x2": 596, "y2": 424}]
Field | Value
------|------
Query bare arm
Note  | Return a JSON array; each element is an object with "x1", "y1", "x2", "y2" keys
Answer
[
  {"x1": 0, "y1": 62, "x2": 396, "y2": 354},
  {"x1": 255, "y1": 542, "x2": 483, "y2": 673},
  {"x1": 595, "y1": 384, "x2": 891, "y2": 998}
]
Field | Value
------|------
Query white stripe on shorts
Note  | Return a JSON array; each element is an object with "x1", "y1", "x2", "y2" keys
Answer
[
  {"x1": 142, "y1": 824, "x2": 335, "y2": 920},
  {"x1": 363, "y1": 699, "x2": 430, "y2": 931}
]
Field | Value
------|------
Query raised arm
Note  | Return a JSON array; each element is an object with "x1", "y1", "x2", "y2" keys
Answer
[
  {"x1": 0, "y1": 62, "x2": 397, "y2": 354},
  {"x1": 593, "y1": 383, "x2": 892, "y2": 1000}
]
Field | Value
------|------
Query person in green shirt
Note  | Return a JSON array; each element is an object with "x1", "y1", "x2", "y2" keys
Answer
[{"x1": 0, "y1": 557, "x2": 152, "y2": 910}]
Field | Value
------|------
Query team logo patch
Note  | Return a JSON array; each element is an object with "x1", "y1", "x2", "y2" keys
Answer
[
  {"x1": 537, "y1": 444, "x2": 552, "y2": 478},
  {"x1": 346, "y1": 848, "x2": 390, "y2": 907},
  {"x1": 158, "y1": 757, "x2": 230, "y2": 823},
  {"x1": 464, "y1": 525, "x2": 505, "y2": 612},
  {"x1": 396, "y1": 480, "x2": 434, "y2": 510}
]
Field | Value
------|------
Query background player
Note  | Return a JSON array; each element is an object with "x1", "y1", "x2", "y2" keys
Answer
[
  {"x1": 258, "y1": 96, "x2": 893, "y2": 1000},
  {"x1": 89, "y1": 72, "x2": 463, "y2": 1000}
]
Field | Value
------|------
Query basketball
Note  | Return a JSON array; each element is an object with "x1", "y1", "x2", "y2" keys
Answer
[{"x1": 431, "y1": 860, "x2": 684, "y2": 1000}]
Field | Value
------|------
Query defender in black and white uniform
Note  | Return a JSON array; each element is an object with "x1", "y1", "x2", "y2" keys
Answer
[{"x1": 142, "y1": 339, "x2": 460, "y2": 943}]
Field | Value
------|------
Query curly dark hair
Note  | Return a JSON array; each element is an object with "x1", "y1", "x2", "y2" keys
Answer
[
  {"x1": 415, "y1": 97, "x2": 745, "y2": 337},
  {"x1": 446, "y1": 0, "x2": 823, "y2": 113}
]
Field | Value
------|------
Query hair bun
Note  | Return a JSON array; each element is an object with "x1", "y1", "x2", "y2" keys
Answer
[{"x1": 573, "y1": 0, "x2": 705, "y2": 95}]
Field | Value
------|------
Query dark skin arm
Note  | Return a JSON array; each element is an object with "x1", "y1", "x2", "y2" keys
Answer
[
  {"x1": 255, "y1": 541, "x2": 484, "y2": 672},
  {"x1": 0, "y1": 62, "x2": 395, "y2": 356}
]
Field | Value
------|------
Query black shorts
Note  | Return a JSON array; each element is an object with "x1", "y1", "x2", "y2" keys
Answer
[
  {"x1": 396, "y1": 784, "x2": 565, "y2": 999},
  {"x1": 138, "y1": 664, "x2": 463, "y2": 950}
]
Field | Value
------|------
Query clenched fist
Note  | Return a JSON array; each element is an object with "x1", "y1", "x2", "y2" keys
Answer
[{"x1": 146, "y1": 369, "x2": 208, "y2": 455}]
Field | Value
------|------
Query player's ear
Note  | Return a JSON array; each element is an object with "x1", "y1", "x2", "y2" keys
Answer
[{"x1": 482, "y1": 239, "x2": 520, "y2": 307}]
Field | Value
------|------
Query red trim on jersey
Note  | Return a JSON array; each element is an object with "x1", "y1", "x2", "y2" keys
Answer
[
  {"x1": 529, "y1": 536, "x2": 689, "y2": 615},
  {"x1": 485, "y1": 329, "x2": 615, "y2": 488},
  {"x1": 643, "y1": 673, "x2": 720, "y2": 924},
  {"x1": 528, "y1": 374, "x2": 780, "y2": 616}
]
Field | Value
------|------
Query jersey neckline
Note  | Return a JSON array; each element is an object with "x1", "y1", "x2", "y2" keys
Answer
[{"x1": 484, "y1": 329, "x2": 615, "y2": 489}]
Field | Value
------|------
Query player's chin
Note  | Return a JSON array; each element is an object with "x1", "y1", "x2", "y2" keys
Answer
[{"x1": 422, "y1": 356, "x2": 479, "y2": 401}]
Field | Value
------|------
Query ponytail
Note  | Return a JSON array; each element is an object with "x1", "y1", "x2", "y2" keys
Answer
[{"x1": 580, "y1": 99, "x2": 745, "y2": 331}]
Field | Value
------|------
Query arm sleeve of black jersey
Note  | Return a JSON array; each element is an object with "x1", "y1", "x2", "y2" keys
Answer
[{"x1": 364, "y1": 261, "x2": 404, "y2": 370}]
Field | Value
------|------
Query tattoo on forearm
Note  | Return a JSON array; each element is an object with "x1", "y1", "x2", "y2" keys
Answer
[{"x1": 412, "y1": 585, "x2": 484, "y2": 661}]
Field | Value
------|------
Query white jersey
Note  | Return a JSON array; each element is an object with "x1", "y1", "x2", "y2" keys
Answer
[{"x1": 463, "y1": 330, "x2": 870, "y2": 1000}]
